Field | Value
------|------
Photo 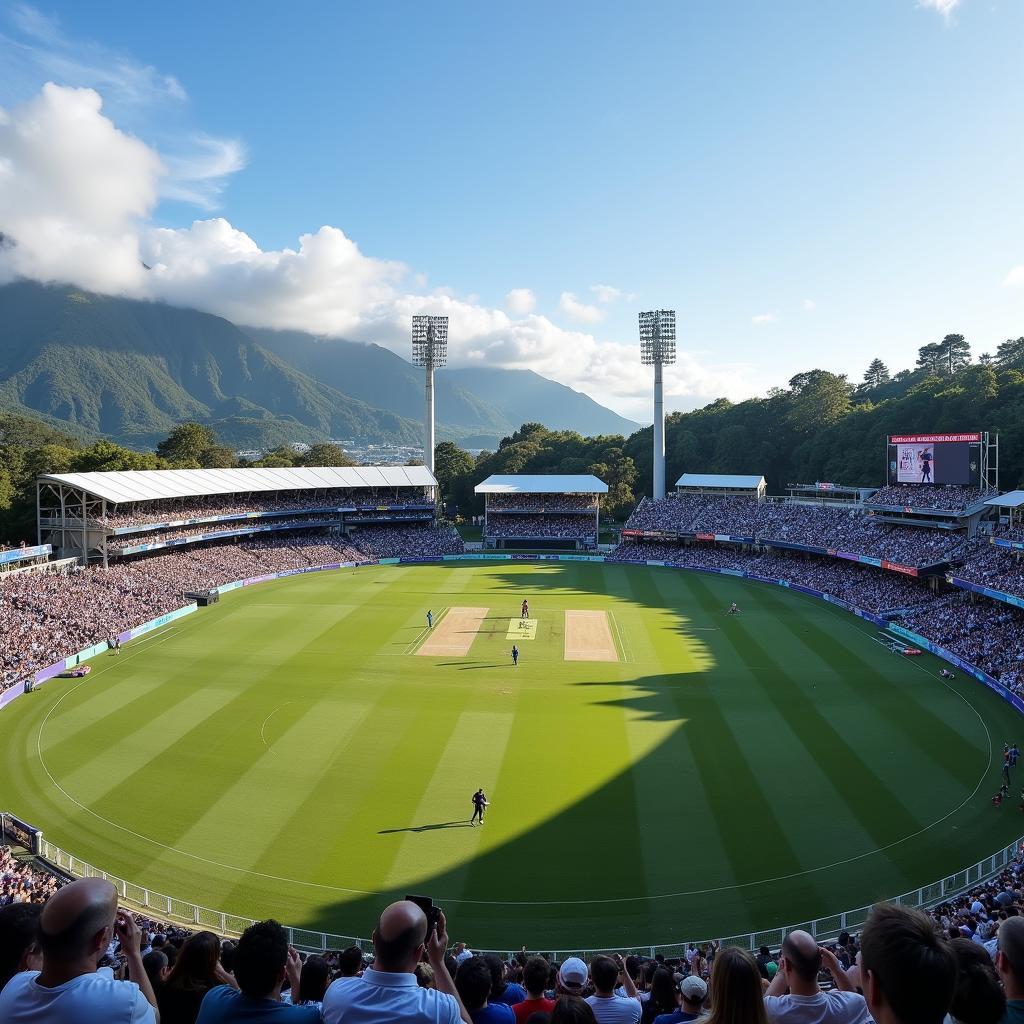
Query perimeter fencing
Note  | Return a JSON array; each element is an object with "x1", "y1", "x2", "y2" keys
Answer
[{"x1": 14, "y1": 829, "x2": 1023, "y2": 959}]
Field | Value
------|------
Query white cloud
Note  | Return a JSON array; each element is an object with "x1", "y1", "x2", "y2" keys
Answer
[
  {"x1": 0, "y1": 82, "x2": 763, "y2": 421},
  {"x1": 504, "y1": 288, "x2": 536, "y2": 315},
  {"x1": 589, "y1": 284, "x2": 622, "y2": 304},
  {"x1": 918, "y1": 0, "x2": 960, "y2": 20},
  {"x1": 802, "y1": 298, "x2": 816, "y2": 311},
  {"x1": 559, "y1": 291, "x2": 605, "y2": 324},
  {"x1": 1003, "y1": 266, "x2": 1024, "y2": 289},
  {"x1": 161, "y1": 136, "x2": 248, "y2": 209},
  {"x1": 751, "y1": 312, "x2": 777, "y2": 325}
]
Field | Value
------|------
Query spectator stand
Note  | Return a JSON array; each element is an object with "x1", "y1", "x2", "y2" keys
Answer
[
  {"x1": 784, "y1": 482, "x2": 875, "y2": 505},
  {"x1": 36, "y1": 466, "x2": 439, "y2": 567},
  {"x1": 0, "y1": 544, "x2": 53, "y2": 577},
  {"x1": 946, "y1": 490, "x2": 1024, "y2": 613},
  {"x1": 475, "y1": 474, "x2": 607, "y2": 551}
]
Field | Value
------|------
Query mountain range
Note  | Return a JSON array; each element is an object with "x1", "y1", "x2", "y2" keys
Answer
[{"x1": 0, "y1": 282, "x2": 640, "y2": 451}]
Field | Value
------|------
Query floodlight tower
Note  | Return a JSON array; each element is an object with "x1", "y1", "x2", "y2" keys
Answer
[
  {"x1": 411, "y1": 314, "x2": 448, "y2": 475},
  {"x1": 639, "y1": 309, "x2": 677, "y2": 501}
]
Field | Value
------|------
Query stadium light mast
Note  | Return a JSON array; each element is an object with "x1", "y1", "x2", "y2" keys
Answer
[
  {"x1": 411, "y1": 315, "x2": 448, "y2": 475},
  {"x1": 639, "y1": 309, "x2": 677, "y2": 501}
]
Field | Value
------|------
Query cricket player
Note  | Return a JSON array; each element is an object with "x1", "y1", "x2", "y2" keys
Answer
[{"x1": 511, "y1": 644, "x2": 519, "y2": 667}]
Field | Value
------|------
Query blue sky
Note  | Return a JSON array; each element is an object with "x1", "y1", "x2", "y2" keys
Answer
[{"x1": 1, "y1": 0, "x2": 1022, "y2": 421}]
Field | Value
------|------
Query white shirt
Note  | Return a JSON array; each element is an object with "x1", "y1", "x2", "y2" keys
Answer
[
  {"x1": 764, "y1": 990, "x2": 871, "y2": 1024},
  {"x1": 322, "y1": 967, "x2": 460, "y2": 1024},
  {"x1": 455, "y1": 948, "x2": 474, "y2": 965},
  {"x1": 0, "y1": 967, "x2": 155, "y2": 1024},
  {"x1": 586, "y1": 993, "x2": 642, "y2": 1024}
]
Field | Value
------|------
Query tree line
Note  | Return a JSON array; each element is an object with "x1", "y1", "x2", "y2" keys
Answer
[{"x1": 3, "y1": 332, "x2": 1024, "y2": 543}]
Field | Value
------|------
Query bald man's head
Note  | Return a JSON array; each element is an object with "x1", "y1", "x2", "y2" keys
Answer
[
  {"x1": 782, "y1": 930, "x2": 822, "y2": 983},
  {"x1": 999, "y1": 917, "x2": 1024, "y2": 983},
  {"x1": 373, "y1": 900, "x2": 428, "y2": 971},
  {"x1": 38, "y1": 877, "x2": 117, "y2": 962}
]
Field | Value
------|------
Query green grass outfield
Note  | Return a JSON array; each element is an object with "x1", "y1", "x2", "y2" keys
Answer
[{"x1": 2, "y1": 559, "x2": 1023, "y2": 950}]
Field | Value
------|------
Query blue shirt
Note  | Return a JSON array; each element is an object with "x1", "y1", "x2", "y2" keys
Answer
[
  {"x1": 322, "y1": 968, "x2": 461, "y2": 1024},
  {"x1": 474, "y1": 1004, "x2": 516, "y2": 1024},
  {"x1": 196, "y1": 986, "x2": 321, "y2": 1023},
  {"x1": 494, "y1": 984, "x2": 527, "y2": 1007}
]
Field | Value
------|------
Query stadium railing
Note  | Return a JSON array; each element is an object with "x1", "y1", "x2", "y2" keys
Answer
[{"x1": 20, "y1": 831, "x2": 1023, "y2": 959}]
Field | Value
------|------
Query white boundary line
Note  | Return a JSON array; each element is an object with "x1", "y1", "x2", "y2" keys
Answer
[
  {"x1": 607, "y1": 610, "x2": 633, "y2": 664},
  {"x1": 259, "y1": 702, "x2": 294, "y2": 749}
]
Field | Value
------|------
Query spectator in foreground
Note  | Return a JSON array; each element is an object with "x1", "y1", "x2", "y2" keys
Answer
[
  {"x1": 321, "y1": 900, "x2": 470, "y2": 1024},
  {"x1": 336, "y1": 944, "x2": 364, "y2": 978},
  {"x1": 651, "y1": 976, "x2": 706, "y2": 1024},
  {"x1": 487, "y1": 952, "x2": 527, "y2": 1006},
  {"x1": 859, "y1": 904, "x2": 956, "y2": 1024},
  {"x1": 557, "y1": 958, "x2": 589, "y2": 997},
  {"x1": 0, "y1": 876, "x2": 158, "y2": 1023},
  {"x1": 159, "y1": 930, "x2": 233, "y2": 1024},
  {"x1": 552, "y1": 995, "x2": 599, "y2": 1024},
  {"x1": 995, "y1": 916, "x2": 1024, "y2": 1024},
  {"x1": 195, "y1": 919, "x2": 313, "y2": 1023},
  {"x1": 455, "y1": 955, "x2": 515, "y2": 1024},
  {"x1": 586, "y1": 954, "x2": 641, "y2": 1024},
  {"x1": 641, "y1": 967, "x2": 677, "y2": 1024},
  {"x1": 294, "y1": 955, "x2": 330, "y2": 1013},
  {"x1": 0, "y1": 902, "x2": 42, "y2": 991},
  {"x1": 513, "y1": 955, "x2": 557, "y2": 1024},
  {"x1": 947, "y1": 938, "x2": 1004, "y2": 1024},
  {"x1": 701, "y1": 946, "x2": 768, "y2": 1024},
  {"x1": 764, "y1": 930, "x2": 869, "y2": 1024}
]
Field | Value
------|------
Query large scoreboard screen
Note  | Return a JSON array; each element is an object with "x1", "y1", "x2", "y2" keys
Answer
[{"x1": 887, "y1": 432, "x2": 982, "y2": 486}]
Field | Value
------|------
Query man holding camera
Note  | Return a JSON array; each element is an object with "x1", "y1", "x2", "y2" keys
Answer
[{"x1": 322, "y1": 900, "x2": 470, "y2": 1024}]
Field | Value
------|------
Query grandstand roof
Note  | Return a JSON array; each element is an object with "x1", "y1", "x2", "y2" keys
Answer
[
  {"x1": 475, "y1": 474, "x2": 608, "y2": 494},
  {"x1": 985, "y1": 491, "x2": 1024, "y2": 509},
  {"x1": 38, "y1": 467, "x2": 438, "y2": 504},
  {"x1": 676, "y1": 473, "x2": 766, "y2": 490}
]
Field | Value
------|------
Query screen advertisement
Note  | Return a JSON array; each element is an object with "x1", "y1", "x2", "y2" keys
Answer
[{"x1": 886, "y1": 433, "x2": 982, "y2": 487}]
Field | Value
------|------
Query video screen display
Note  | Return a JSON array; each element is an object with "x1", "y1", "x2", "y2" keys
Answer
[{"x1": 887, "y1": 433, "x2": 982, "y2": 486}]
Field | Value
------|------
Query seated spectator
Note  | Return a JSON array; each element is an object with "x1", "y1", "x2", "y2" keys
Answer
[
  {"x1": 195, "y1": 919, "x2": 313, "y2": 1022},
  {"x1": 995, "y1": 916, "x2": 1024, "y2": 1024},
  {"x1": 294, "y1": 955, "x2": 330, "y2": 1013},
  {"x1": 641, "y1": 968, "x2": 677, "y2": 1024},
  {"x1": 486, "y1": 953, "x2": 527, "y2": 1007},
  {"x1": 0, "y1": 902, "x2": 42, "y2": 990},
  {"x1": 764, "y1": 930, "x2": 869, "y2": 1024},
  {"x1": 514, "y1": 956, "x2": 557, "y2": 1024},
  {"x1": 417, "y1": 963, "x2": 437, "y2": 989},
  {"x1": 0, "y1": 876, "x2": 158, "y2": 1023},
  {"x1": 159, "y1": 929, "x2": 233, "y2": 1024},
  {"x1": 321, "y1": 900, "x2": 469, "y2": 1024},
  {"x1": 586, "y1": 955, "x2": 641, "y2": 1024},
  {"x1": 556, "y1": 958, "x2": 589, "y2": 997},
  {"x1": 456, "y1": 955, "x2": 515, "y2": 1024},
  {"x1": 454, "y1": 942, "x2": 474, "y2": 966},
  {"x1": 652, "y1": 976, "x2": 706, "y2": 1024},
  {"x1": 143, "y1": 949, "x2": 170, "y2": 993},
  {"x1": 859, "y1": 903, "x2": 956, "y2": 1024},
  {"x1": 336, "y1": 944, "x2": 364, "y2": 977},
  {"x1": 552, "y1": 995, "x2": 598, "y2": 1024},
  {"x1": 702, "y1": 946, "x2": 769, "y2": 1024},
  {"x1": 947, "y1": 937, "x2": 1003, "y2": 1024}
]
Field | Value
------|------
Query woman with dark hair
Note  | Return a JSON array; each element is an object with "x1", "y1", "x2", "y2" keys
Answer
[
  {"x1": 948, "y1": 938, "x2": 1005, "y2": 1024},
  {"x1": 642, "y1": 968, "x2": 677, "y2": 1024},
  {"x1": 0, "y1": 903, "x2": 42, "y2": 990},
  {"x1": 702, "y1": 947, "x2": 769, "y2": 1024},
  {"x1": 295, "y1": 955, "x2": 331, "y2": 1011},
  {"x1": 551, "y1": 995, "x2": 598, "y2": 1024},
  {"x1": 158, "y1": 930, "x2": 234, "y2": 1024}
]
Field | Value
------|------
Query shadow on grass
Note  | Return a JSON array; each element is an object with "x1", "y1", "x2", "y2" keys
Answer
[{"x1": 378, "y1": 820, "x2": 474, "y2": 835}]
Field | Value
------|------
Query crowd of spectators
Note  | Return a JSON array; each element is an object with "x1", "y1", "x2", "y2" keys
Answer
[
  {"x1": 485, "y1": 515, "x2": 597, "y2": 540},
  {"x1": 610, "y1": 543, "x2": 936, "y2": 614},
  {"x1": 869, "y1": 484, "x2": 992, "y2": 512},
  {"x1": 346, "y1": 524, "x2": 465, "y2": 559},
  {"x1": 624, "y1": 496, "x2": 968, "y2": 567},
  {"x1": 62, "y1": 491, "x2": 435, "y2": 530},
  {"x1": 486, "y1": 494, "x2": 598, "y2": 512},
  {"x1": 3, "y1": 873, "x2": 1024, "y2": 1024},
  {"x1": 107, "y1": 517, "x2": 342, "y2": 553},
  {"x1": 954, "y1": 544, "x2": 1024, "y2": 600}
]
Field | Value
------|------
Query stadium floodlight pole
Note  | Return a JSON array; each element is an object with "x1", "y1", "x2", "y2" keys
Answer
[
  {"x1": 639, "y1": 309, "x2": 677, "y2": 501},
  {"x1": 411, "y1": 315, "x2": 448, "y2": 476}
]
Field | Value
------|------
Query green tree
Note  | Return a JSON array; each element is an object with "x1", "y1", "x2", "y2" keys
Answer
[
  {"x1": 916, "y1": 342, "x2": 945, "y2": 375},
  {"x1": 862, "y1": 358, "x2": 890, "y2": 388},
  {"x1": 156, "y1": 423, "x2": 219, "y2": 467},
  {"x1": 939, "y1": 334, "x2": 971, "y2": 375},
  {"x1": 785, "y1": 371, "x2": 852, "y2": 433},
  {"x1": 996, "y1": 338, "x2": 1024, "y2": 369},
  {"x1": 432, "y1": 441, "x2": 474, "y2": 493},
  {"x1": 302, "y1": 442, "x2": 354, "y2": 467},
  {"x1": 254, "y1": 445, "x2": 299, "y2": 468}
]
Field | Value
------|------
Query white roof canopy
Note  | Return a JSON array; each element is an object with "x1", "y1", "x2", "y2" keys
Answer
[
  {"x1": 676, "y1": 473, "x2": 766, "y2": 490},
  {"x1": 475, "y1": 474, "x2": 608, "y2": 495},
  {"x1": 986, "y1": 491, "x2": 1024, "y2": 509},
  {"x1": 39, "y1": 466, "x2": 438, "y2": 505}
]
